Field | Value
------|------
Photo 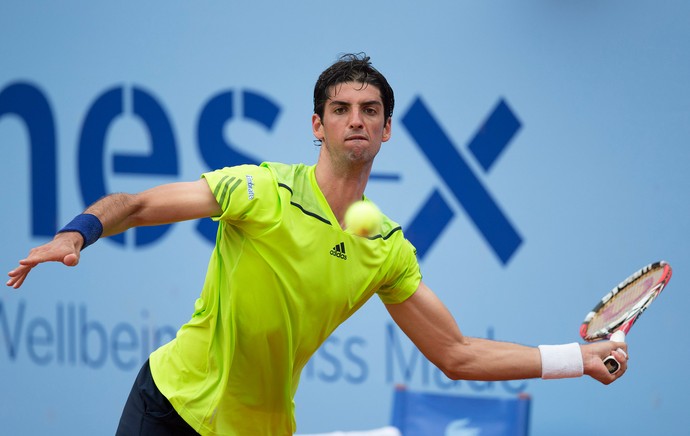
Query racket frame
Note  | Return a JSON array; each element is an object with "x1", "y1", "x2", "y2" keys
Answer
[{"x1": 579, "y1": 261, "x2": 672, "y2": 342}]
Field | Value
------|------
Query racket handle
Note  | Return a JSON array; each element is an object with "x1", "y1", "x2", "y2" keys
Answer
[
  {"x1": 610, "y1": 330, "x2": 626, "y2": 343},
  {"x1": 603, "y1": 330, "x2": 626, "y2": 374}
]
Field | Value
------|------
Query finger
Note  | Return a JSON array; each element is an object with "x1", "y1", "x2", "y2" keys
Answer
[
  {"x1": 63, "y1": 253, "x2": 79, "y2": 267},
  {"x1": 7, "y1": 263, "x2": 34, "y2": 287},
  {"x1": 19, "y1": 252, "x2": 57, "y2": 267},
  {"x1": 611, "y1": 350, "x2": 629, "y2": 376},
  {"x1": 19, "y1": 245, "x2": 69, "y2": 267},
  {"x1": 18, "y1": 257, "x2": 43, "y2": 268},
  {"x1": 8, "y1": 264, "x2": 31, "y2": 278},
  {"x1": 6, "y1": 271, "x2": 28, "y2": 289},
  {"x1": 613, "y1": 347, "x2": 628, "y2": 362},
  {"x1": 616, "y1": 348, "x2": 628, "y2": 360},
  {"x1": 13, "y1": 274, "x2": 28, "y2": 289}
]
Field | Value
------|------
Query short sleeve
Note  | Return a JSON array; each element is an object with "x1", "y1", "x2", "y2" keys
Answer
[
  {"x1": 376, "y1": 238, "x2": 422, "y2": 304},
  {"x1": 201, "y1": 164, "x2": 281, "y2": 232}
]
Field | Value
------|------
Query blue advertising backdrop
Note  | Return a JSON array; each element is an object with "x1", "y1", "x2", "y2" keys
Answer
[{"x1": 1, "y1": 2, "x2": 689, "y2": 435}]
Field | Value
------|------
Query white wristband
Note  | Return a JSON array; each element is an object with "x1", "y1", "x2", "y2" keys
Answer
[{"x1": 538, "y1": 343, "x2": 584, "y2": 379}]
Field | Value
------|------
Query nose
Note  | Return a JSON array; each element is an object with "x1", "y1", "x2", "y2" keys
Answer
[{"x1": 348, "y1": 110, "x2": 364, "y2": 128}]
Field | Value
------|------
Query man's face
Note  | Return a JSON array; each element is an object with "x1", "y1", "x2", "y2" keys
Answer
[{"x1": 312, "y1": 81, "x2": 392, "y2": 166}]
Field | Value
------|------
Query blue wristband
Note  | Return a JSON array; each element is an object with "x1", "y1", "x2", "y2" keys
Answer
[{"x1": 57, "y1": 213, "x2": 103, "y2": 250}]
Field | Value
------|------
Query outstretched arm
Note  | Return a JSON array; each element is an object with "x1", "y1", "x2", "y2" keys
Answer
[
  {"x1": 7, "y1": 179, "x2": 220, "y2": 289},
  {"x1": 385, "y1": 281, "x2": 628, "y2": 385}
]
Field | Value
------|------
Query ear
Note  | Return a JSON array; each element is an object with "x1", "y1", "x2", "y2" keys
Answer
[
  {"x1": 312, "y1": 114, "x2": 324, "y2": 141},
  {"x1": 382, "y1": 117, "x2": 392, "y2": 142}
]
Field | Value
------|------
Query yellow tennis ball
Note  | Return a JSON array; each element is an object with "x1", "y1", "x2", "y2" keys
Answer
[{"x1": 345, "y1": 201, "x2": 382, "y2": 237}]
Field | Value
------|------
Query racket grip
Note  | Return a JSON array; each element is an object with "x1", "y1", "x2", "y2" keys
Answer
[
  {"x1": 610, "y1": 330, "x2": 626, "y2": 343},
  {"x1": 603, "y1": 330, "x2": 626, "y2": 374}
]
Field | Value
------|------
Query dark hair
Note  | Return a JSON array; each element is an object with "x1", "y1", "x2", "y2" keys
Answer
[{"x1": 313, "y1": 53, "x2": 395, "y2": 123}]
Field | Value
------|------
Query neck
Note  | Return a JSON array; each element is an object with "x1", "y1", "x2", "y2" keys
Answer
[{"x1": 314, "y1": 160, "x2": 372, "y2": 226}]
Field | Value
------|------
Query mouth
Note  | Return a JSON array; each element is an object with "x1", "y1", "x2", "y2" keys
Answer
[{"x1": 345, "y1": 135, "x2": 368, "y2": 142}]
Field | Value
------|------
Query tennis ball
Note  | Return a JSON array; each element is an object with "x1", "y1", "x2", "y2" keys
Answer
[{"x1": 344, "y1": 200, "x2": 382, "y2": 237}]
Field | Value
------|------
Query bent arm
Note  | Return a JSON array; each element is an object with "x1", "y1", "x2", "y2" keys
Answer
[
  {"x1": 7, "y1": 180, "x2": 220, "y2": 289},
  {"x1": 88, "y1": 179, "x2": 221, "y2": 237},
  {"x1": 385, "y1": 281, "x2": 540, "y2": 381},
  {"x1": 385, "y1": 281, "x2": 627, "y2": 384}
]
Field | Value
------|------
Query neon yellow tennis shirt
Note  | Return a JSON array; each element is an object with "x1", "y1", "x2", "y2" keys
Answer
[{"x1": 149, "y1": 162, "x2": 421, "y2": 435}]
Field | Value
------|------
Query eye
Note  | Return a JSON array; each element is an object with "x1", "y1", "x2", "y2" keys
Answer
[
  {"x1": 364, "y1": 106, "x2": 378, "y2": 116},
  {"x1": 333, "y1": 106, "x2": 347, "y2": 115}
]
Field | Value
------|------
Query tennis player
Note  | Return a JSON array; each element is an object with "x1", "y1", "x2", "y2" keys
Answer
[{"x1": 7, "y1": 53, "x2": 628, "y2": 435}]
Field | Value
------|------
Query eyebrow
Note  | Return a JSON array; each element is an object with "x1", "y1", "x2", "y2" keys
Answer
[{"x1": 328, "y1": 99, "x2": 383, "y2": 107}]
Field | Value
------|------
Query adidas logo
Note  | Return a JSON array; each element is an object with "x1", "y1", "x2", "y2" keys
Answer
[{"x1": 329, "y1": 242, "x2": 347, "y2": 260}]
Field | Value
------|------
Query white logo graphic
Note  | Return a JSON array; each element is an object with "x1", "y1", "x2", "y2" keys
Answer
[
  {"x1": 445, "y1": 419, "x2": 481, "y2": 436},
  {"x1": 245, "y1": 175, "x2": 255, "y2": 200}
]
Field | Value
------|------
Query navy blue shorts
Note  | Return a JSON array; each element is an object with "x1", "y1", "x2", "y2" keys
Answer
[{"x1": 116, "y1": 360, "x2": 199, "y2": 435}]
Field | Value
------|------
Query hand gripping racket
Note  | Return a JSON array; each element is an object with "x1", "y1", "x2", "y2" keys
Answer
[{"x1": 580, "y1": 261, "x2": 672, "y2": 374}]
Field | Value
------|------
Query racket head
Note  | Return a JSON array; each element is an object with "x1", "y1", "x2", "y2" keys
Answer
[{"x1": 580, "y1": 261, "x2": 672, "y2": 342}]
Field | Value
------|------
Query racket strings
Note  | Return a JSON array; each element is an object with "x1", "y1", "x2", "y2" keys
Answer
[{"x1": 587, "y1": 270, "x2": 664, "y2": 333}]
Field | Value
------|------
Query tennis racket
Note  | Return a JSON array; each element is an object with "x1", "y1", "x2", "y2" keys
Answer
[{"x1": 580, "y1": 260, "x2": 672, "y2": 374}]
